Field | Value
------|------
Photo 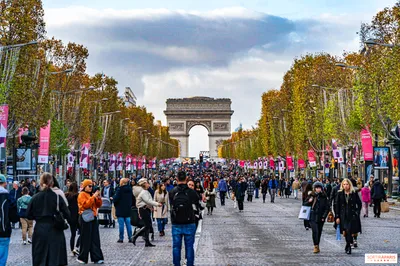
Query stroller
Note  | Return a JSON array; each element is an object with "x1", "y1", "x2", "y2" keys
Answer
[{"x1": 98, "y1": 197, "x2": 115, "y2": 228}]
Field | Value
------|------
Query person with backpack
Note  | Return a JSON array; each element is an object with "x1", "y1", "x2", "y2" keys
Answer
[
  {"x1": 0, "y1": 174, "x2": 13, "y2": 266},
  {"x1": 268, "y1": 176, "x2": 279, "y2": 203},
  {"x1": 17, "y1": 187, "x2": 32, "y2": 245},
  {"x1": 131, "y1": 178, "x2": 161, "y2": 247},
  {"x1": 169, "y1": 171, "x2": 202, "y2": 266}
]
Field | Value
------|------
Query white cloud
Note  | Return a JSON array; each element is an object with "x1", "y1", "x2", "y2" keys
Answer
[{"x1": 42, "y1": 5, "x2": 385, "y2": 144}]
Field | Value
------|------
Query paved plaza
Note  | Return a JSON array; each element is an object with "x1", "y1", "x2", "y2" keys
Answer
[{"x1": 7, "y1": 195, "x2": 400, "y2": 266}]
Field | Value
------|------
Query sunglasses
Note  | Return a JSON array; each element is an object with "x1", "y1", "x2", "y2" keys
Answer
[{"x1": 87, "y1": 185, "x2": 93, "y2": 188}]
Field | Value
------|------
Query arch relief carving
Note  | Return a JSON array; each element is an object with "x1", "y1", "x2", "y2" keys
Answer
[{"x1": 186, "y1": 120, "x2": 211, "y2": 134}]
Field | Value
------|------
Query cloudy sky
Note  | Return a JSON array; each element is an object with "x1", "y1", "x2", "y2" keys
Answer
[{"x1": 42, "y1": 0, "x2": 396, "y2": 157}]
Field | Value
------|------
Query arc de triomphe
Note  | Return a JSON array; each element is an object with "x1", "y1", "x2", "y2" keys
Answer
[{"x1": 164, "y1": 97, "x2": 234, "y2": 158}]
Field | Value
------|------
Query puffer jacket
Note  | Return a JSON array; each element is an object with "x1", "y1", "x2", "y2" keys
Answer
[{"x1": 17, "y1": 195, "x2": 32, "y2": 211}]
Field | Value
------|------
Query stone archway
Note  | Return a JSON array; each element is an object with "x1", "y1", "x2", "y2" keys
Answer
[{"x1": 164, "y1": 97, "x2": 234, "y2": 158}]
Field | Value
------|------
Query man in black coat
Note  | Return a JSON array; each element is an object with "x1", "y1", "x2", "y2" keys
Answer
[
  {"x1": 370, "y1": 178, "x2": 385, "y2": 218},
  {"x1": 9, "y1": 181, "x2": 21, "y2": 229},
  {"x1": 113, "y1": 178, "x2": 133, "y2": 243}
]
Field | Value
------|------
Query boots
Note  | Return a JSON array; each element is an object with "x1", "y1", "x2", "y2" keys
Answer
[
  {"x1": 132, "y1": 227, "x2": 146, "y2": 246},
  {"x1": 313, "y1": 245, "x2": 320, "y2": 253},
  {"x1": 345, "y1": 243, "x2": 351, "y2": 254}
]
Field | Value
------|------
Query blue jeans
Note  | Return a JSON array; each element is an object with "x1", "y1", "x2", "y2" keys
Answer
[
  {"x1": 255, "y1": 188, "x2": 259, "y2": 198},
  {"x1": 157, "y1": 218, "x2": 168, "y2": 232},
  {"x1": 0, "y1": 237, "x2": 10, "y2": 266},
  {"x1": 117, "y1": 217, "x2": 132, "y2": 241},
  {"x1": 172, "y1": 223, "x2": 196, "y2": 266}
]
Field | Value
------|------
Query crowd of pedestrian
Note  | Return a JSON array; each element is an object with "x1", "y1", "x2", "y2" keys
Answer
[{"x1": 0, "y1": 164, "x2": 391, "y2": 265}]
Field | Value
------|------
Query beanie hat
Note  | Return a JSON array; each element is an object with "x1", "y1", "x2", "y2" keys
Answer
[
  {"x1": 313, "y1": 181, "x2": 324, "y2": 189},
  {"x1": 138, "y1": 178, "x2": 148, "y2": 186},
  {"x1": 82, "y1": 179, "x2": 93, "y2": 189},
  {"x1": 0, "y1": 174, "x2": 6, "y2": 183}
]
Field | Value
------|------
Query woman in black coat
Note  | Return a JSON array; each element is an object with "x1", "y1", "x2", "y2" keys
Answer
[
  {"x1": 261, "y1": 179, "x2": 269, "y2": 203},
  {"x1": 65, "y1": 182, "x2": 79, "y2": 255},
  {"x1": 304, "y1": 182, "x2": 329, "y2": 253},
  {"x1": 334, "y1": 178, "x2": 362, "y2": 254},
  {"x1": 27, "y1": 173, "x2": 71, "y2": 266}
]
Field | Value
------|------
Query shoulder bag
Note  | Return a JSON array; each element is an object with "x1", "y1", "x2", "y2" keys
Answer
[
  {"x1": 54, "y1": 195, "x2": 69, "y2": 230},
  {"x1": 82, "y1": 209, "x2": 95, "y2": 222}
]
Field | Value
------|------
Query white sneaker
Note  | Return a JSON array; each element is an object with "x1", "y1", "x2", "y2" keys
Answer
[
  {"x1": 76, "y1": 259, "x2": 86, "y2": 264},
  {"x1": 94, "y1": 260, "x2": 104, "y2": 264},
  {"x1": 28, "y1": 239, "x2": 32, "y2": 244},
  {"x1": 23, "y1": 241, "x2": 27, "y2": 245}
]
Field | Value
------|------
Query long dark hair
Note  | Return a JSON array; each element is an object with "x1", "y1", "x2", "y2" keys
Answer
[
  {"x1": 302, "y1": 183, "x2": 313, "y2": 199},
  {"x1": 65, "y1": 182, "x2": 78, "y2": 199}
]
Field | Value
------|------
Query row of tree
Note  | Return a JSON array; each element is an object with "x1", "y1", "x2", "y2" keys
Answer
[
  {"x1": 1, "y1": 0, "x2": 178, "y2": 160},
  {"x1": 220, "y1": 2, "x2": 400, "y2": 160}
]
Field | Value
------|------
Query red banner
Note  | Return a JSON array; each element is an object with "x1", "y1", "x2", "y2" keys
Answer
[
  {"x1": 298, "y1": 159, "x2": 306, "y2": 169},
  {"x1": 38, "y1": 120, "x2": 51, "y2": 164},
  {"x1": 286, "y1": 155, "x2": 294, "y2": 170},
  {"x1": 308, "y1": 150, "x2": 316, "y2": 167},
  {"x1": 361, "y1": 128, "x2": 373, "y2": 161},
  {"x1": 269, "y1": 157, "x2": 275, "y2": 169},
  {"x1": 0, "y1": 105, "x2": 8, "y2": 149}
]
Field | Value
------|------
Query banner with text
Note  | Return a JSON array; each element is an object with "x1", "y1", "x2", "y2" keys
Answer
[
  {"x1": 361, "y1": 128, "x2": 374, "y2": 161},
  {"x1": 38, "y1": 120, "x2": 51, "y2": 164},
  {"x1": 0, "y1": 105, "x2": 8, "y2": 149}
]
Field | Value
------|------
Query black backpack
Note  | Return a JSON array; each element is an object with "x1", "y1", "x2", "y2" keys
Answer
[{"x1": 172, "y1": 187, "x2": 194, "y2": 224}]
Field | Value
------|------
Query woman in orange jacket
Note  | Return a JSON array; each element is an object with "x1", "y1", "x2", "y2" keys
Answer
[{"x1": 76, "y1": 179, "x2": 104, "y2": 264}]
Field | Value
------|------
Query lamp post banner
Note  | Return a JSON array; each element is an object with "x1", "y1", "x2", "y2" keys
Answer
[
  {"x1": 308, "y1": 150, "x2": 317, "y2": 167},
  {"x1": 0, "y1": 105, "x2": 8, "y2": 148},
  {"x1": 80, "y1": 143, "x2": 90, "y2": 169},
  {"x1": 109, "y1": 154, "x2": 116, "y2": 171},
  {"x1": 287, "y1": 156, "x2": 294, "y2": 170},
  {"x1": 298, "y1": 159, "x2": 306, "y2": 169},
  {"x1": 116, "y1": 152, "x2": 123, "y2": 170},
  {"x1": 38, "y1": 120, "x2": 51, "y2": 164},
  {"x1": 361, "y1": 128, "x2": 374, "y2": 161}
]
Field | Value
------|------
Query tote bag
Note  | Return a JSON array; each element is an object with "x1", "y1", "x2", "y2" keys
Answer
[{"x1": 298, "y1": 206, "x2": 311, "y2": 220}]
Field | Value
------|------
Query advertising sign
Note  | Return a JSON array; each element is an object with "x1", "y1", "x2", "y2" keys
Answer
[
  {"x1": 361, "y1": 129, "x2": 374, "y2": 161},
  {"x1": 373, "y1": 147, "x2": 390, "y2": 169},
  {"x1": 79, "y1": 143, "x2": 90, "y2": 169},
  {"x1": 38, "y1": 120, "x2": 51, "y2": 164},
  {"x1": 0, "y1": 105, "x2": 8, "y2": 149},
  {"x1": 308, "y1": 150, "x2": 317, "y2": 167}
]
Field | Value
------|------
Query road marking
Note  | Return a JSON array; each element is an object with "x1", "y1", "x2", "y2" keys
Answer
[
  {"x1": 323, "y1": 237, "x2": 342, "y2": 248},
  {"x1": 194, "y1": 210, "x2": 204, "y2": 254}
]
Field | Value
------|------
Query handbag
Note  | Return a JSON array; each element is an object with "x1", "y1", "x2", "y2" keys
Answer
[
  {"x1": 54, "y1": 195, "x2": 69, "y2": 230},
  {"x1": 381, "y1": 201, "x2": 389, "y2": 212},
  {"x1": 130, "y1": 207, "x2": 145, "y2": 227},
  {"x1": 82, "y1": 209, "x2": 95, "y2": 222},
  {"x1": 327, "y1": 211, "x2": 334, "y2": 223},
  {"x1": 298, "y1": 206, "x2": 311, "y2": 220}
]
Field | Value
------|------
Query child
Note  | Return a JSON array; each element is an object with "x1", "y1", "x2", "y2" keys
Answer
[{"x1": 361, "y1": 183, "x2": 371, "y2": 217}]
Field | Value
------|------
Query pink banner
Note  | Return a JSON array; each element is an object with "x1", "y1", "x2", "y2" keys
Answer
[
  {"x1": 298, "y1": 159, "x2": 306, "y2": 169},
  {"x1": 0, "y1": 105, "x2": 8, "y2": 149},
  {"x1": 286, "y1": 155, "x2": 294, "y2": 170},
  {"x1": 80, "y1": 143, "x2": 90, "y2": 169},
  {"x1": 361, "y1": 128, "x2": 373, "y2": 161},
  {"x1": 38, "y1": 120, "x2": 51, "y2": 164},
  {"x1": 308, "y1": 150, "x2": 316, "y2": 167},
  {"x1": 269, "y1": 157, "x2": 275, "y2": 169}
]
